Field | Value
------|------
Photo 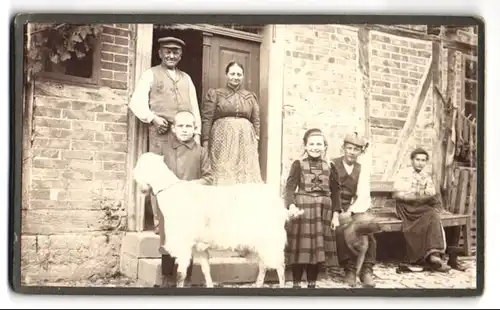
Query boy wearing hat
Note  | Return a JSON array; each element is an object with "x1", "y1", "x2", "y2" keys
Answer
[
  {"x1": 392, "y1": 147, "x2": 465, "y2": 272},
  {"x1": 128, "y1": 36, "x2": 202, "y2": 235},
  {"x1": 330, "y1": 132, "x2": 377, "y2": 287}
]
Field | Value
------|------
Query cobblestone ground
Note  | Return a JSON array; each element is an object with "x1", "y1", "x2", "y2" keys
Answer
[{"x1": 31, "y1": 257, "x2": 476, "y2": 290}]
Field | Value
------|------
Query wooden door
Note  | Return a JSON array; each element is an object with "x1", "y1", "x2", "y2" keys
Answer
[
  {"x1": 202, "y1": 33, "x2": 268, "y2": 180},
  {"x1": 202, "y1": 34, "x2": 260, "y2": 95}
]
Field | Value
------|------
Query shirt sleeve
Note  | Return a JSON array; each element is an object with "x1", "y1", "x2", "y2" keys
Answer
[
  {"x1": 393, "y1": 167, "x2": 414, "y2": 195},
  {"x1": 201, "y1": 88, "x2": 217, "y2": 143},
  {"x1": 187, "y1": 75, "x2": 202, "y2": 136},
  {"x1": 348, "y1": 162, "x2": 372, "y2": 213},
  {"x1": 284, "y1": 160, "x2": 301, "y2": 208},
  {"x1": 128, "y1": 69, "x2": 155, "y2": 123},
  {"x1": 250, "y1": 92, "x2": 260, "y2": 140},
  {"x1": 198, "y1": 147, "x2": 213, "y2": 185},
  {"x1": 329, "y1": 162, "x2": 342, "y2": 213}
]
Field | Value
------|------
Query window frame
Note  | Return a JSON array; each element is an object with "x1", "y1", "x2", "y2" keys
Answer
[
  {"x1": 462, "y1": 54, "x2": 478, "y2": 120},
  {"x1": 37, "y1": 35, "x2": 102, "y2": 87}
]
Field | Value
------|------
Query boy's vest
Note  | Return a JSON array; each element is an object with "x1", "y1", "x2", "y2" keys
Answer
[{"x1": 331, "y1": 157, "x2": 361, "y2": 209}]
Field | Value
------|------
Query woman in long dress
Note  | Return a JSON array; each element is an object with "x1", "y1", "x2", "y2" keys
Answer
[{"x1": 201, "y1": 61, "x2": 262, "y2": 185}]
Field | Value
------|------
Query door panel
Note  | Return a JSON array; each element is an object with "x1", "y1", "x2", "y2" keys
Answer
[
  {"x1": 202, "y1": 34, "x2": 260, "y2": 95},
  {"x1": 202, "y1": 33, "x2": 267, "y2": 180}
]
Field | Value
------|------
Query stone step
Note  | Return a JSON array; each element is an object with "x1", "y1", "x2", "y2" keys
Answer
[
  {"x1": 138, "y1": 256, "x2": 277, "y2": 287},
  {"x1": 121, "y1": 231, "x2": 160, "y2": 259},
  {"x1": 136, "y1": 256, "x2": 329, "y2": 287},
  {"x1": 121, "y1": 231, "x2": 244, "y2": 259},
  {"x1": 120, "y1": 232, "x2": 329, "y2": 287}
]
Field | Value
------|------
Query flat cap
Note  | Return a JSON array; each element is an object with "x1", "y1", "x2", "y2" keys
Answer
[
  {"x1": 343, "y1": 132, "x2": 366, "y2": 147},
  {"x1": 158, "y1": 36, "x2": 186, "y2": 48}
]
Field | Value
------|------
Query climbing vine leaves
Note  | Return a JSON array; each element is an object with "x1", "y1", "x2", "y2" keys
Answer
[{"x1": 25, "y1": 23, "x2": 103, "y2": 77}]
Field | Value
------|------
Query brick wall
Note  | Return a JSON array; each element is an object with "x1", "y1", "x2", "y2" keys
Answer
[
  {"x1": 21, "y1": 24, "x2": 135, "y2": 284},
  {"x1": 280, "y1": 25, "x2": 437, "y2": 189},
  {"x1": 100, "y1": 24, "x2": 133, "y2": 90},
  {"x1": 281, "y1": 25, "x2": 361, "y2": 188},
  {"x1": 368, "y1": 31, "x2": 434, "y2": 178}
]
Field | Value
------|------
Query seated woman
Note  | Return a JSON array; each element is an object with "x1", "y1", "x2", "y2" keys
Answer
[{"x1": 392, "y1": 147, "x2": 451, "y2": 272}]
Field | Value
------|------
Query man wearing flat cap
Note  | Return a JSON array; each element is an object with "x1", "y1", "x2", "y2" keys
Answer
[
  {"x1": 392, "y1": 147, "x2": 466, "y2": 272},
  {"x1": 329, "y1": 132, "x2": 377, "y2": 287},
  {"x1": 128, "y1": 36, "x2": 202, "y2": 235}
]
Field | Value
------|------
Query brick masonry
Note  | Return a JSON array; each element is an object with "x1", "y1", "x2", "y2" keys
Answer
[
  {"x1": 21, "y1": 24, "x2": 134, "y2": 284},
  {"x1": 279, "y1": 25, "x2": 477, "y2": 188},
  {"x1": 281, "y1": 25, "x2": 362, "y2": 189}
]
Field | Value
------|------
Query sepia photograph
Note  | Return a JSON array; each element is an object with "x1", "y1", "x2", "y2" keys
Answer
[{"x1": 13, "y1": 17, "x2": 482, "y2": 294}]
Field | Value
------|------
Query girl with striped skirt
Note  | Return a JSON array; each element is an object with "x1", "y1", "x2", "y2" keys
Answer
[{"x1": 284, "y1": 128, "x2": 342, "y2": 288}]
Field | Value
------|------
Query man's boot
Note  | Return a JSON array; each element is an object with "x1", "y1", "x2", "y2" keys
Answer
[
  {"x1": 360, "y1": 263, "x2": 375, "y2": 288},
  {"x1": 343, "y1": 260, "x2": 357, "y2": 287},
  {"x1": 429, "y1": 253, "x2": 451, "y2": 272},
  {"x1": 344, "y1": 270, "x2": 356, "y2": 287},
  {"x1": 343, "y1": 261, "x2": 357, "y2": 287}
]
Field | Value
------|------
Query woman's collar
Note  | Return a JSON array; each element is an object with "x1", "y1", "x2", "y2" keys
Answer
[{"x1": 227, "y1": 82, "x2": 242, "y2": 91}]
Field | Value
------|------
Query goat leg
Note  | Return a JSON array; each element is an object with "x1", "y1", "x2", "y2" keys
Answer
[
  {"x1": 255, "y1": 261, "x2": 267, "y2": 287},
  {"x1": 197, "y1": 250, "x2": 214, "y2": 288},
  {"x1": 175, "y1": 256, "x2": 191, "y2": 288},
  {"x1": 276, "y1": 263, "x2": 286, "y2": 288}
]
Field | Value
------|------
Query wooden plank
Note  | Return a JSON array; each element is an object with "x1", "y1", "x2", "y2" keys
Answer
[
  {"x1": 431, "y1": 41, "x2": 445, "y2": 194},
  {"x1": 470, "y1": 120, "x2": 476, "y2": 167},
  {"x1": 363, "y1": 25, "x2": 477, "y2": 54},
  {"x1": 462, "y1": 114, "x2": 470, "y2": 164},
  {"x1": 448, "y1": 167, "x2": 460, "y2": 212},
  {"x1": 467, "y1": 170, "x2": 477, "y2": 216},
  {"x1": 373, "y1": 213, "x2": 468, "y2": 233},
  {"x1": 357, "y1": 26, "x2": 371, "y2": 139},
  {"x1": 159, "y1": 24, "x2": 263, "y2": 43},
  {"x1": 463, "y1": 169, "x2": 476, "y2": 255},
  {"x1": 441, "y1": 49, "x2": 459, "y2": 193},
  {"x1": 125, "y1": 24, "x2": 153, "y2": 232},
  {"x1": 370, "y1": 181, "x2": 395, "y2": 193},
  {"x1": 441, "y1": 216, "x2": 468, "y2": 227},
  {"x1": 455, "y1": 169, "x2": 470, "y2": 215},
  {"x1": 456, "y1": 113, "x2": 464, "y2": 157},
  {"x1": 260, "y1": 25, "x2": 285, "y2": 194},
  {"x1": 383, "y1": 57, "x2": 434, "y2": 180},
  {"x1": 22, "y1": 78, "x2": 35, "y2": 211}
]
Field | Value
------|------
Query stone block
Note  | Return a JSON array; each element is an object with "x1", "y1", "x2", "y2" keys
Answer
[
  {"x1": 121, "y1": 231, "x2": 161, "y2": 259},
  {"x1": 120, "y1": 252, "x2": 138, "y2": 280},
  {"x1": 137, "y1": 258, "x2": 163, "y2": 287}
]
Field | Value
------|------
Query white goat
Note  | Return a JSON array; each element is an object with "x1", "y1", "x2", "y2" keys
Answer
[{"x1": 132, "y1": 152, "x2": 303, "y2": 288}]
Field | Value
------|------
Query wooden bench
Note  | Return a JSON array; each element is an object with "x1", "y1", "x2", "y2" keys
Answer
[{"x1": 369, "y1": 167, "x2": 477, "y2": 256}]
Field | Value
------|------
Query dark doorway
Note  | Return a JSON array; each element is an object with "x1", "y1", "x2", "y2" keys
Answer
[{"x1": 144, "y1": 26, "x2": 204, "y2": 231}]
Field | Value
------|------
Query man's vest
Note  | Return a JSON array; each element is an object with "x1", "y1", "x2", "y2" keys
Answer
[{"x1": 149, "y1": 65, "x2": 193, "y2": 123}]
